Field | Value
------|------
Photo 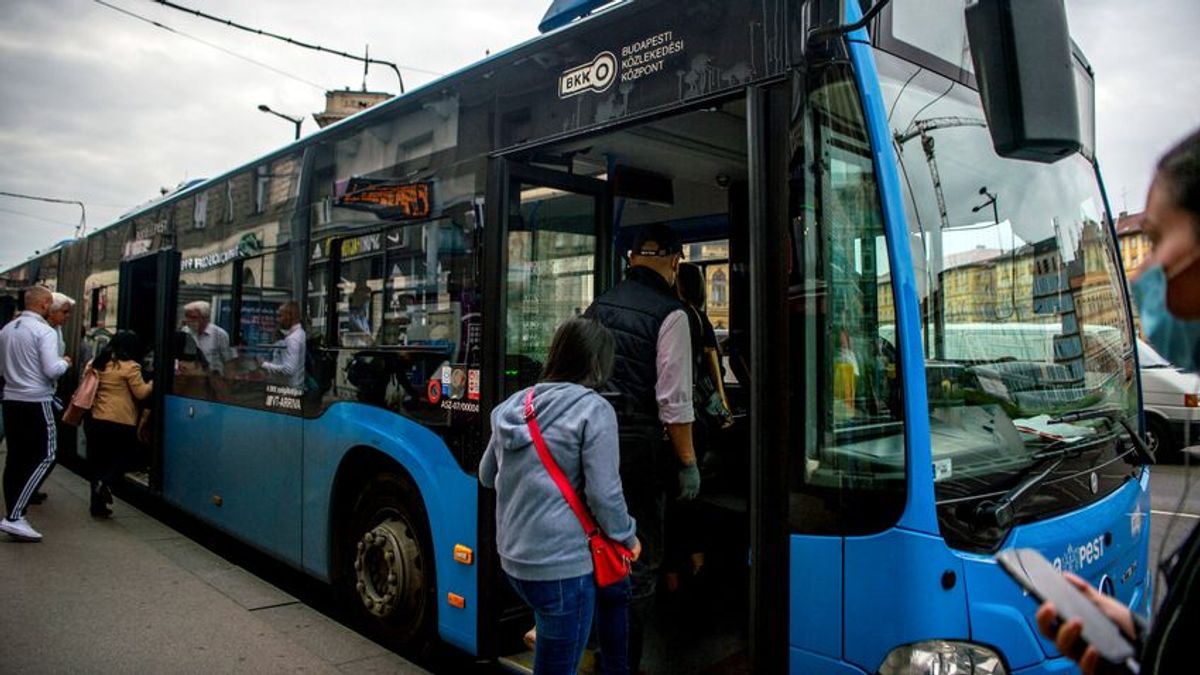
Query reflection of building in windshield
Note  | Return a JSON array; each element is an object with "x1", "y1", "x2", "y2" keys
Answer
[
  {"x1": 880, "y1": 222, "x2": 1123, "y2": 329},
  {"x1": 1115, "y1": 210, "x2": 1150, "y2": 334},
  {"x1": 879, "y1": 217, "x2": 1127, "y2": 379},
  {"x1": 1115, "y1": 211, "x2": 1151, "y2": 273}
]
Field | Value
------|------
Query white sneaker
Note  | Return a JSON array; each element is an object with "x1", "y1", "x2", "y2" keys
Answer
[{"x1": 0, "y1": 516, "x2": 43, "y2": 541}]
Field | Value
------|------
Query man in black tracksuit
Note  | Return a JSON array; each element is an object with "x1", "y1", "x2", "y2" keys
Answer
[{"x1": 586, "y1": 223, "x2": 699, "y2": 672}]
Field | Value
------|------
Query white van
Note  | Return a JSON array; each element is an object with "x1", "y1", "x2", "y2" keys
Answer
[{"x1": 1138, "y1": 339, "x2": 1200, "y2": 460}]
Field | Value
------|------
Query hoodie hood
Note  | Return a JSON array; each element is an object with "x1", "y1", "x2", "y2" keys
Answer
[{"x1": 491, "y1": 381, "x2": 596, "y2": 452}]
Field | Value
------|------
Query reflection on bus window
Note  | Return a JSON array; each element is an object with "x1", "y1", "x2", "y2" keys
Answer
[
  {"x1": 789, "y1": 64, "x2": 906, "y2": 536},
  {"x1": 505, "y1": 186, "x2": 597, "y2": 394},
  {"x1": 305, "y1": 213, "x2": 481, "y2": 425}
]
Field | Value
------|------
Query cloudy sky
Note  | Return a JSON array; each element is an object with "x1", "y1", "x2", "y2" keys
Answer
[{"x1": 1, "y1": 0, "x2": 1197, "y2": 270}]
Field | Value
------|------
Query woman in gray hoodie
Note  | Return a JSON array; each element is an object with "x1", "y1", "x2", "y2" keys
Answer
[{"x1": 480, "y1": 317, "x2": 641, "y2": 675}]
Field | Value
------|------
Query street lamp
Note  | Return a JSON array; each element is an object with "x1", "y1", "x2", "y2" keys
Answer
[
  {"x1": 971, "y1": 186, "x2": 999, "y2": 225},
  {"x1": 257, "y1": 104, "x2": 303, "y2": 140}
]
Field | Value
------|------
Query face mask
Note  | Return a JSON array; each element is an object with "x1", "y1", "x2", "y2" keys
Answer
[{"x1": 1131, "y1": 263, "x2": 1200, "y2": 372}]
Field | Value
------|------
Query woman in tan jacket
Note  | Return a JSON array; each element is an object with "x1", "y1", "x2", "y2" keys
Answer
[{"x1": 84, "y1": 330, "x2": 152, "y2": 517}]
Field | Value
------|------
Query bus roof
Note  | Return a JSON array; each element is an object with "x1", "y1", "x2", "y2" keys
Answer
[{"x1": 101, "y1": 0, "x2": 635, "y2": 233}]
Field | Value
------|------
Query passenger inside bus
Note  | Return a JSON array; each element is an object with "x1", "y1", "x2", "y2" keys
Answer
[{"x1": 497, "y1": 97, "x2": 757, "y2": 672}]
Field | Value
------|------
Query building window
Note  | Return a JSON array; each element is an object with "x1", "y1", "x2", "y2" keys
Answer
[
  {"x1": 255, "y1": 165, "x2": 269, "y2": 214},
  {"x1": 711, "y1": 269, "x2": 728, "y2": 305}
]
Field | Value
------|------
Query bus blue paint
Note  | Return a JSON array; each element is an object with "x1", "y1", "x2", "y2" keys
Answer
[
  {"x1": 163, "y1": 395, "x2": 304, "y2": 566},
  {"x1": 790, "y1": 647, "x2": 869, "y2": 675},
  {"x1": 163, "y1": 395, "x2": 479, "y2": 653},
  {"x1": 788, "y1": 536, "x2": 842, "y2": 658},
  {"x1": 846, "y1": 1, "x2": 939, "y2": 537},
  {"x1": 300, "y1": 402, "x2": 479, "y2": 654},
  {"x1": 842, "y1": 529, "x2": 970, "y2": 671}
]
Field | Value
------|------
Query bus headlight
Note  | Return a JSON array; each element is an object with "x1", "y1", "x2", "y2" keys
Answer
[{"x1": 879, "y1": 640, "x2": 1007, "y2": 675}]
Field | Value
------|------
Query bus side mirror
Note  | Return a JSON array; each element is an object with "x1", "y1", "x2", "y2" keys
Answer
[{"x1": 965, "y1": 0, "x2": 1083, "y2": 163}]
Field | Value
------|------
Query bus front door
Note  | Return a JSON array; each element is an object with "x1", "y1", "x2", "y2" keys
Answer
[{"x1": 481, "y1": 158, "x2": 610, "y2": 659}]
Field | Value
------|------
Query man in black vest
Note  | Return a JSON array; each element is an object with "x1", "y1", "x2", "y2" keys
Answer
[{"x1": 586, "y1": 223, "x2": 698, "y2": 671}]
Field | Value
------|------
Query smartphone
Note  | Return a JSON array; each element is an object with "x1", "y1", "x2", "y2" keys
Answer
[{"x1": 996, "y1": 548, "x2": 1138, "y2": 670}]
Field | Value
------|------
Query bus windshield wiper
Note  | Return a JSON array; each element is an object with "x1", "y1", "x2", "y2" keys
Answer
[
  {"x1": 972, "y1": 433, "x2": 1115, "y2": 529},
  {"x1": 1048, "y1": 406, "x2": 1155, "y2": 465}
]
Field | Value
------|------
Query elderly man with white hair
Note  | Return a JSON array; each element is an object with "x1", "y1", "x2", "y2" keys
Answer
[
  {"x1": 48, "y1": 292, "x2": 75, "y2": 357},
  {"x1": 182, "y1": 300, "x2": 234, "y2": 374}
]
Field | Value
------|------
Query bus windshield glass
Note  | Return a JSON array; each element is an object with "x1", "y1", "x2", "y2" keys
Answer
[{"x1": 875, "y1": 48, "x2": 1138, "y2": 545}]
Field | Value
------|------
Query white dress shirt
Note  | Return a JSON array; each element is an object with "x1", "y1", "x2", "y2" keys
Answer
[
  {"x1": 186, "y1": 322, "x2": 234, "y2": 374},
  {"x1": 262, "y1": 323, "x2": 306, "y2": 389},
  {"x1": 655, "y1": 308, "x2": 694, "y2": 425}
]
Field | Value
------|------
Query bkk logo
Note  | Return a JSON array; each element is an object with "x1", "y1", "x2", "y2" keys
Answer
[{"x1": 559, "y1": 52, "x2": 617, "y2": 98}]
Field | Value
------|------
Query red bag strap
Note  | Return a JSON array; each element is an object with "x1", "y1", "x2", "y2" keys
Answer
[{"x1": 524, "y1": 387, "x2": 600, "y2": 537}]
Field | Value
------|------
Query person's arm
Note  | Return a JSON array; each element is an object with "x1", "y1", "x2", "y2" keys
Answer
[
  {"x1": 126, "y1": 363, "x2": 154, "y2": 401},
  {"x1": 39, "y1": 327, "x2": 69, "y2": 379},
  {"x1": 478, "y1": 410, "x2": 501, "y2": 489},
  {"x1": 263, "y1": 331, "x2": 303, "y2": 378},
  {"x1": 704, "y1": 348, "x2": 732, "y2": 409},
  {"x1": 581, "y1": 397, "x2": 638, "y2": 548},
  {"x1": 657, "y1": 310, "x2": 699, "y2": 498}
]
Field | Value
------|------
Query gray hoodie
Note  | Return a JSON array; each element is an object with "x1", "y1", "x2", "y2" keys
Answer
[{"x1": 479, "y1": 382, "x2": 636, "y2": 582}]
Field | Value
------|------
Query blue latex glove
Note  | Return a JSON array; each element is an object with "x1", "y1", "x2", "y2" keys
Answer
[{"x1": 678, "y1": 462, "x2": 700, "y2": 500}]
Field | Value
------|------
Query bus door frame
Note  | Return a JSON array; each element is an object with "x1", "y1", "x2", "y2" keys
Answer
[
  {"x1": 479, "y1": 157, "x2": 611, "y2": 656},
  {"x1": 117, "y1": 248, "x2": 181, "y2": 493},
  {"x1": 746, "y1": 80, "x2": 792, "y2": 673}
]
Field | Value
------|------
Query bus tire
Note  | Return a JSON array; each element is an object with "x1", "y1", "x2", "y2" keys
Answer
[
  {"x1": 1145, "y1": 416, "x2": 1177, "y2": 463},
  {"x1": 344, "y1": 472, "x2": 435, "y2": 651}
]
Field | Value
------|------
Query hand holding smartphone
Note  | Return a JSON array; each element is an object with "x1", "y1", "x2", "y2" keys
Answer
[{"x1": 996, "y1": 548, "x2": 1139, "y2": 673}]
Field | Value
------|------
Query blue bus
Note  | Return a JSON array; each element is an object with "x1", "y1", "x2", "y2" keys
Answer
[{"x1": 11, "y1": 1, "x2": 1151, "y2": 672}]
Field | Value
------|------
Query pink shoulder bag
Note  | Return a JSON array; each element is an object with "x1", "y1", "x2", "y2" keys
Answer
[{"x1": 62, "y1": 362, "x2": 99, "y2": 427}]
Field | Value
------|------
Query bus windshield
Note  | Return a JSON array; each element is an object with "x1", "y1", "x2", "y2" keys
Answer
[{"x1": 876, "y1": 48, "x2": 1138, "y2": 545}]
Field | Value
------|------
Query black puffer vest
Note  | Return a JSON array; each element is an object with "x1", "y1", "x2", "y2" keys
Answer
[{"x1": 585, "y1": 266, "x2": 684, "y2": 423}]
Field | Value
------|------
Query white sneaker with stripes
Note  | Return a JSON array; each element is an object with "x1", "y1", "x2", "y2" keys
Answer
[{"x1": 0, "y1": 516, "x2": 43, "y2": 541}]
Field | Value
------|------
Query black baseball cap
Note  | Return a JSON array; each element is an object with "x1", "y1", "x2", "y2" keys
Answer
[{"x1": 631, "y1": 223, "x2": 683, "y2": 257}]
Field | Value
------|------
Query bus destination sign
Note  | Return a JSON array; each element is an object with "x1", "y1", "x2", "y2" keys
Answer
[{"x1": 337, "y1": 178, "x2": 432, "y2": 220}]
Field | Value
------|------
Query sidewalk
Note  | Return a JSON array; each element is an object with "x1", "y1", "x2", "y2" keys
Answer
[{"x1": 0, "y1": 440, "x2": 428, "y2": 675}]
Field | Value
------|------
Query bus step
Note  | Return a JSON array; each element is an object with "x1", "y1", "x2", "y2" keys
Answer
[{"x1": 497, "y1": 648, "x2": 599, "y2": 674}]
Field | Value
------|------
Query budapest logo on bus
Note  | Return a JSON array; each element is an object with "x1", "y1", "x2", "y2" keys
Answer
[{"x1": 559, "y1": 52, "x2": 617, "y2": 98}]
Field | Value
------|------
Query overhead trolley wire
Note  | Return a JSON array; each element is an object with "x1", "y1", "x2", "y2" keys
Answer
[
  {"x1": 149, "y1": 0, "x2": 445, "y2": 92},
  {"x1": 0, "y1": 190, "x2": 88, "y2": 237},
  {"x1": 92, "y1": 0, "x2": 326, "y2": 91}
]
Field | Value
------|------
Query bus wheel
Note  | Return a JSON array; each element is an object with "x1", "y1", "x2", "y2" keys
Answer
[
  {"x1": 346, "y1": 473, "x2": 434, "y2": 649},
  {"x1": 1146, "y1": 417, "x2": 1177, "y2": 463}
]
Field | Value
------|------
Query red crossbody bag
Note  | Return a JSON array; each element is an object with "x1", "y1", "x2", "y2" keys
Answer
[{"x1": 523, "y1": 387, "x2": 633, "y2": 587}]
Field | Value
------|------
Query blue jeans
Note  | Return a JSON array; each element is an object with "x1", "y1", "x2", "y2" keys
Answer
[
  {"x1": 594, "y1": 576, "x2": 632, "y2": 675},
  {"x1": 508, "y1": 573, "x2": 632, "y2": 675}
]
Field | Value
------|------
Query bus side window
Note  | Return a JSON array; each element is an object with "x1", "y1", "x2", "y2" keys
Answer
[
  {"x1": 503, "y1": 188, "x2": 598, "y2": 397},
  {"x1": 227, "y1": 248, "x2": 300, "y2": 402},
  {"x1": 173, "y1": 260, "x2": 235, "y2": 401},
  {"x1": 337, "y1": 246, "x2": 384, "y2": 349},
  {"x1": 788, "y1": 63, "x2": 906, "y2": 536}
]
